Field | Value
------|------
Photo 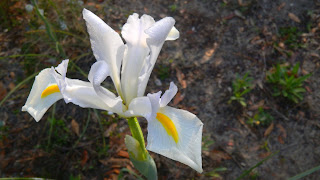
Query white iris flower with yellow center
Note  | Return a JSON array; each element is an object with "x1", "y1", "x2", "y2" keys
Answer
[{"x1": 22, "y1": 9, "x2": 203, "y2": 173}]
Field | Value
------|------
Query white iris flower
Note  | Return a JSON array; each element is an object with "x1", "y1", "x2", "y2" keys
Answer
[{"x1": 22, "y1": 9, "x2": 203, "y2": 173}]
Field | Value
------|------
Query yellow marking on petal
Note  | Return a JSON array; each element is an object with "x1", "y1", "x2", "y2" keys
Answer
[
  {"x1": 156, "y1": 113, "x2": 179, "y2": 143},
  {"x1": 41, "y1": 84, "x2": 60, "y2": 98}
]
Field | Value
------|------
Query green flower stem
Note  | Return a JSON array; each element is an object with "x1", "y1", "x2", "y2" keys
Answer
[{"x1": 127, "y1": 117, "x2": 147, "y2": 159}]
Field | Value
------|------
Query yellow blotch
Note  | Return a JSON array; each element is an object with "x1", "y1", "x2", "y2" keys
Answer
[
  {"x1": 41, "y1": 84, "x2": 60, "y2": 98},
  {"x1": 156, "y1": 113, "x2": 179, "y2": 143}
]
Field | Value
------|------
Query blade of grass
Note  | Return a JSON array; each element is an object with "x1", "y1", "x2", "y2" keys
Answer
[
  {"x1": 47, "y1": 104, "x2": 56, "y2": 151},
  {"x1": 0, "y1": 54, "x2": 52, "y2": 60},
  {"x1": 31, "y1": 0, "x2": 66, "y2": 58},
  {"x1": 93, "y1": 109, "x2": 106, "y2": 150},
  {"x1": 68, "y1": 52, "x2": 91, "y2": 78},
  {"x1": 236, "y1": 151, "x2": 279, "y2": 180},
  {"x1": 0, "y1": 72, "x2": 38, "y2": 107},
  {"x1": 26, "y1": 30, "x2": 87, "y2": 43},
  {"x1": 72, "y1": 110, "x2": 91, "y2": 149},
  {"x1": 288, "y1": 165, "x2": 320, "y2": 180},
  {"x1": 118, "y1": 168, "x2": 143, "y2": 180},
  {"x1": 0, "y1": 178, "x2": 54, "y2": 180}
]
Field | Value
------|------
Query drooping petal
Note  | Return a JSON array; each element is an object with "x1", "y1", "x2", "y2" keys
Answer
[
  {"x1": 22, "y1": 68, "x2": 63, "y2": 122},
  {"x1": 146, "y1": 106, "x2": 203, "y2": 173},
  {"x1": 22, "y1": 60, "x2": 124, "y2": 122},
  {"x1": 53, "y1": 60, "x2": 120, "y2": 113},
  {"x1": 160, "y1": 82, "x2": 178, "y2": 107},
  {"x1": 62, "y1": 78, "x2": 117, "y2": 111},
  {"x1": 121, "y1": 13, "x2": 155, "y2": 105},
  {"x1": 88, "y1": 61, "x2": 124, "y2": 114},
  {"x1": 83, "y1": 8, "x2": 125, "y2": 95},
  {"x1": 137, "y1": 17, "x2": 178, "y2": 97}
]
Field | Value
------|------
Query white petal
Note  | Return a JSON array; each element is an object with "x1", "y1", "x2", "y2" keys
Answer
[
  {"x1": 145, "y1": 17, "x2": 176, "y2": 45},
  {"x1": 137, "y1": 17, "x2": 177, "y2": 97},
  {"x1": 88, "y1": 61, "x2": 124, "y2": 114},
  {"x1": 55, "y1": 59, "x2": 69, "y2": 77},
  {"x1": 55, "y1": 61, "x2": 122, "y2": 113},
  {"x1": 160, "y1": 82, "x2": 178, "y2": 107},
  {"x1": 146, "y1": 91, "x2": 161, "y2": 122},
  {"x1": 22, "y1": 68, "x2": 63, "y2": 122},
  {"x1": 63, "y1": 78, "x2": 117, "y2": 111},
  {"x1": 83, "y1": 8, "x2": 124, "y2": 94},
  {"x1": 56, "y1": 60, "x2": 122, "y2": 112},
  {"x1": 121, "y1": 14, "x2": 155, "y2": 105},
  {"x1": 146, "y1": 106, "x2": 203, "y2": 173},
  {"x1": 121, "y1": 13, "x2": 155, "y2": 47},
  {"x1": 124, "y1": 96, "x2": 152, "y2": 118},
  {"x1": 165, "y1": 26, "x2": 179, "y2": 41},
  {"x1": 88, "y1": 61, "x2": 109, "y2": 85}
]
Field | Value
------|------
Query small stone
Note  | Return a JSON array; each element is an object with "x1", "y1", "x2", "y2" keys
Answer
[
  {"x1": 25, "y1": 4, "x2": 34, "y2": 12},
  {"x1": 154, "y1": 78, "x2": 162, "y2": 86}
]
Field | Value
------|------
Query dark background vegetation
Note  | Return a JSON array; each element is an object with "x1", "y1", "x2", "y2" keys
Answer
[{"x1": 0, "y1": 0, "x2": 320, "y2": 179}]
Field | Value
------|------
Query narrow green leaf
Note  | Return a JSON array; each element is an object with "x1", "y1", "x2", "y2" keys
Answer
[
  {"x1": 118, "y1": 168, "x2": 143, "y2": 180},
  {"x1": 0, "y1": 72, "x2": 38, "y2": 107},
  {"x1": 288, "y1": 164, "x2": 320, "y2": 180},
  {"x1": 292, "y1": 88, "x2": 306, "y2": 93},
  {"x1": 292, "y1": 63, "x2": 300, "y2": 75},
  {"x1": 236, "y1": 151, "x2": 278, "y2": 180},
  {"x1": 239, "y1": 100, "x2": 247, "y2": 107},
  {"x1": 0, "y1": 54, "x2": 51, "y2": 60}
]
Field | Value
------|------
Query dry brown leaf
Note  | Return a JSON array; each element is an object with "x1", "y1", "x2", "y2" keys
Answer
[
  {"x1": 8, "y1": 82, "x2": 15, "y2": 91},
  {"x1": 175, "y1": 68, "x2": 187, "y2": 89},
  {"x1": 277, "y1": 2, "x2": 286, "y2": 11},
  {"x1": 86, "y1": 2, "x2": 96, "y2": 6},
  {"x1": 99, "y1": 159, "x2": 109, "y2": 166},
  {"x1": 104, "y1": 123, "x2": 117, "y2": 137},
  {"x1": 200, "y1": 43, "x2": 218, "y2": 64},
  {"x1": 259, "y1": 152, "x2": 272, "y2": 158},
  {"x1": 10, "y1": 72, "x2": 15, "y2": 79},
  {"x1": 117, "y1": 150, "x2": 129, "y2": 158},
  {"x1": 305, "y1": 86, "x2": 312, "y2": 93},
  {"x1": 248, "y1": 100, "x2": 265, "y2": 111},
  {"x1": 71, "y1": 119, "x2": 80, "y2": 136},
  {"x1": 288, "y1": 13, "x2": 301, "y2": 23},
  {"x1": 81, "y1": 150, "x2": 89, "y2": 167},
  {"x1": 310, "y1": 53, "x2": 320, "y2": 58},
  {"x1": 100, "y1": 157, "x2": 131, "y2": 166},
  {"x1": 276, "y1": 124, "x2": 287, "y2": 138},
  {"x1": 264, "y1": 122, "x2": 274, "y2": 137},
  {"x1": 110, "y1": 133, "x2": 125, "y2": 147},
  {"x1": 210, "y1": 150, "x2": 232, "y2": 163},
  {"x1": 278, "y1": 135, "x2": 285, "y2": 144},
  {"x1": 173, "y1": 92, "x2": 184, "y2": 105},
  {"x1": 238, "y1": 117, "x2": 246, "y2": 126},
  {"x1": 0, "y1": 82, "x2": 7, "y2": 100}
]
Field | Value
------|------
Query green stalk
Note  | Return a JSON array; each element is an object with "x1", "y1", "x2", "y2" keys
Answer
[
  {"x1": 93, "y1": 109, "x2": 106, "y2": 149},
  {"x1": 127, "y1": 117, "x2": 147, "y2": 159},
  {"x1": 47, "y1": 104, "x2": 56, "y2": 151}
]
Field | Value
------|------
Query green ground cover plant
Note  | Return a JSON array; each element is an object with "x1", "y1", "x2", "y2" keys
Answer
[
  {"x1": 266, "y1": 63, "x2": 311, "y2": 103},
  {"x1": 229, "y1": 72, "x2": 254, "y2": 107}
]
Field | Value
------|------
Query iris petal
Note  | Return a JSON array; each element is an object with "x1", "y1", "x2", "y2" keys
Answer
[
  {"x1": 146, "y1": 106, "x2": 203, "y2": 173},
  {"x1": 121, "y1": 13, "x2": 155, "y2": 105},
  {"x1": 83, "y1": 8, "x2": 125, "y2": 95}
]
